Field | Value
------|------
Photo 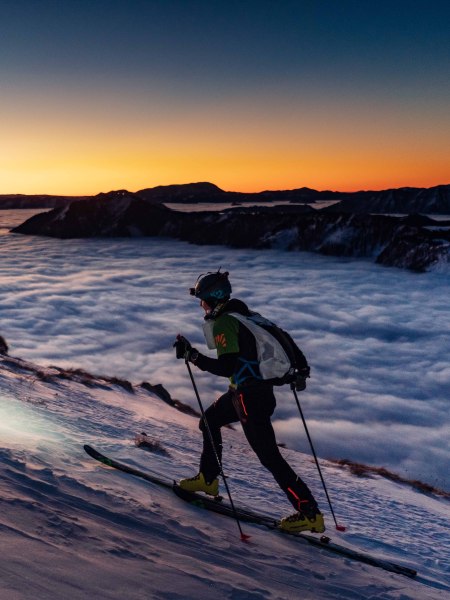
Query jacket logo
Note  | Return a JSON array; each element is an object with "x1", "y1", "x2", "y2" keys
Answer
[{"x1": 215, "y1": 333, "x2": 227, "y2": 348}]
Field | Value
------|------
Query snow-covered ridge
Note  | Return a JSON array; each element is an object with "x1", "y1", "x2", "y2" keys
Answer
[
  {"x1": 0, "y1": 352, "x2": 199, "y2": 418},
  {"x1": 1, "y1": 350, "x2": 449, "y2": 598},
  {"x1": 12, "y1": 194, "x2": 450, "y2": 271}
]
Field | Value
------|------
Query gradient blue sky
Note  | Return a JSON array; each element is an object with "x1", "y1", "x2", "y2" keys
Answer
[{"x1": 1, "y1": 0, "x2": 449, "y2": 194}]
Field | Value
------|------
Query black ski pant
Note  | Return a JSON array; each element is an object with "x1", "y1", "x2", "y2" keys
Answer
[{"x1": 199, "y1": 385, "x2": 319, "y2": 514}]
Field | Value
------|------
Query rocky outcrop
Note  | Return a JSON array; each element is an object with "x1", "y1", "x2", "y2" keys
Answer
[
  {"x1": 322, "y1": 185, "x2": 450, "y2": 215},
  {"x1": 12, "y1": 192, "x2": 450, "y2": 271},
  {"x1": 0, "y1": 335, "x2": 8, "y2": 355},
  {"x1": 12, "y1": 190, "x2": 173, "y2": 238}
]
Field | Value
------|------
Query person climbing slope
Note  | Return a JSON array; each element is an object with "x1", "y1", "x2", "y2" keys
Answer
[{"x1": 174, "y1": 270, "x2": 324, "y2": 533}]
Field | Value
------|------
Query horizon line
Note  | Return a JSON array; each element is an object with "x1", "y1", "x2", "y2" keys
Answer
[{"x1": 1, "y1": 180, "x2": 449, "y2": 198}]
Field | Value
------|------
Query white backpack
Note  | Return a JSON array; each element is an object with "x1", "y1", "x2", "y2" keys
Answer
[{"x1": 203, "y1": 311, "x2": 305, "y2": 383}]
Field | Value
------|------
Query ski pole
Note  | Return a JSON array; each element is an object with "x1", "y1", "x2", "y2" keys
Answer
[
  {"x1": 291, "y1": 383, "x2": 346, "y2": 532},
  {"x1": 184, "y1": 358, "x2": 251, "y2": 541}
]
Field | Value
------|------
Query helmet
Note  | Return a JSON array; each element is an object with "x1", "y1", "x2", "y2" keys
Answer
[{"x1": 190, "y1": 270, "x2": 232, "y2": 306}]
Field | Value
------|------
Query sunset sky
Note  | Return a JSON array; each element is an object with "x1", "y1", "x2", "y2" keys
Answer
[{"x1": 1, "y1": 0, "x2": 449, "y2": 195}]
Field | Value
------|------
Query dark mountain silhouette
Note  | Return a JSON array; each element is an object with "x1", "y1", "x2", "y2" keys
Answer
[
  {"x1": 136, "y1": 182, "x2": 339, "y2": 204},
  {"x1": 137, "y1": 182, "x2": 227, "y2": 203},
  {"x1": 2, "y1": 182, "x2": 449, "y2": 213},
  {"x1": 0, "y1": 194, "x2": 88, "y2": 209}
]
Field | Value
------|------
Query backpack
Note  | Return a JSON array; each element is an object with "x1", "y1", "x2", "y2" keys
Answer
[{"x1": 228, "y1": 311, "x2": 310, "y2": 388}]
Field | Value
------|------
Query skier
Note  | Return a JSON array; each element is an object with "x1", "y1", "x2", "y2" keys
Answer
[{"x1": 174, "y1": 270, "x2": 325, "y2": 533}]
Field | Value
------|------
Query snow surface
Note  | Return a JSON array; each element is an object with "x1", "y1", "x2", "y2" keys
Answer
[{"x1": 1, "y1": 354, "x2": 449, "y2": 600}]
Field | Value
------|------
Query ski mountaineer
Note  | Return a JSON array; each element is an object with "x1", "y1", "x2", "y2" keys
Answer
[{"x1": 173, "y1": 270, "x2": 325, "y2": 533}]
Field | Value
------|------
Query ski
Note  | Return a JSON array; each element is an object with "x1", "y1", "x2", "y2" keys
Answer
[
  {"x1": 84, "y1": 445, "x2": 417, "y2": 579},
  {"x1": 84, "y1": 444, "x2": 174, "y2": 490}
]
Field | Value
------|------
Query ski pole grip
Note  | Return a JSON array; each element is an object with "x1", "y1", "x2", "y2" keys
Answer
[{"x1": 174, "y1": 334, "x2": 187, "y2": 359}]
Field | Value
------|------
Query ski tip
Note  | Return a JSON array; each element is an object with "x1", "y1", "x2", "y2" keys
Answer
[
  {"x1": 240, "y1": 533, "x2": 252, "y2": 543},
  {"x1": 336, "y1": 524, "x2": 346, "y2": 532}
]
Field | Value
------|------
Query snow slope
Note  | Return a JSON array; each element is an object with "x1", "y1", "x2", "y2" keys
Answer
[{"x1": 1, "y1": 355, "x2": 449, "y2": 599}]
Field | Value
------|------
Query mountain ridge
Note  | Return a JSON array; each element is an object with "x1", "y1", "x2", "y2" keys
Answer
[
  {"x1": 11, "y1": 194, "x2": 450, "y2": 272},
  {"x1": 2, "y1": 182, "x2": 450, "y2": 213}
]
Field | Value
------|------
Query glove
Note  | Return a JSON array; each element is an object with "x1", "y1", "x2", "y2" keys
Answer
[
  {"x1": 174, "y1": 335, "x2": 191, "y2": 359},
  {"x1": 295, "y1": 366, "x2": 310, "y2": 392},
  {"x1": 174, "y1": 335, "x2": 198, "y2": 362}
]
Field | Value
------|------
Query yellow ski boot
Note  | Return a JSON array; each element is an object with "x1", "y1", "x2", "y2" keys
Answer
[
  {"x1": 279, "y1": 510, "x2": 325, "y2": 533},
  {"x1": 178, "y1": 472, "x2": 219, "y2": 497}
]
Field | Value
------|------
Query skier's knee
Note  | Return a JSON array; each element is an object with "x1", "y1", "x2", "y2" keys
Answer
[{"x1": 199, "y1": 417, "x2": 212, "y2": 433}]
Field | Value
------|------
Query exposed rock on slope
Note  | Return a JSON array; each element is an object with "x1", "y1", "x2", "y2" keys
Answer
[{"x1": 0, "y1": 350, "x2": 198, "y2": 416}]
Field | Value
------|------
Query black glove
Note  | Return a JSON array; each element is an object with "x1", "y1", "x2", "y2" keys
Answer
[
  {"x1": 174, "y1": 335, "x2": 198, "y2": 362},
  {"x1": 295, "y1": 366, "x2": 310, "y2": 391}
]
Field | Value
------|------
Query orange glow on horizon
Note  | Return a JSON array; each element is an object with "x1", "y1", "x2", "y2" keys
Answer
[
  {"x1": 1, "y1": 168, "x2": 448, "y2": 197},
  {"x1": 1, "y1": 148, "x2": 447, "y2": 196},
  {"x1": 1, "y1": 87, "x2": 448, "y2": 196}
]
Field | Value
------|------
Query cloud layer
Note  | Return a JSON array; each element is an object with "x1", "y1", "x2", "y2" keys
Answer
[{"x1": 1, "y1": 209, "x2": 449, "y2": 490}]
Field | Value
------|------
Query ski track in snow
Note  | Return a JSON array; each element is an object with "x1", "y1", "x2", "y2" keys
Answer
[{"x1": 1, "y1": 356, "x2": 449, "y2": 599}]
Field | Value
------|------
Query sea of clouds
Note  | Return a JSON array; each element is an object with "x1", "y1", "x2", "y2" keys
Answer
[{"x1": 1, "y1": 209, "x2": 449, "y2": 491}]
